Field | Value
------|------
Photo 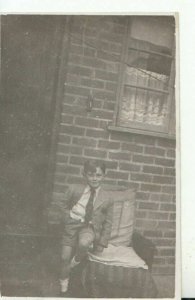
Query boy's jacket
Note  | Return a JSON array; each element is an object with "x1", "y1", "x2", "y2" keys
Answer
[{"x1": 59, "y1": 184, "x2": 114, "y2": 248}]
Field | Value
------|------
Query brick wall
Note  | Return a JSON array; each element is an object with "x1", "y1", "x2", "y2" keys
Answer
[{"x1": 51, "y1": 16, "x2": 176, "y2": 276}]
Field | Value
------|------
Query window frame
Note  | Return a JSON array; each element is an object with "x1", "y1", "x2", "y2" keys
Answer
[{"x1": 109, "y1": 17, "x2": 176, "y2": 140}]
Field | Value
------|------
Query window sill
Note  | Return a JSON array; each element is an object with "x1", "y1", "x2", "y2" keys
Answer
[{"x1": 107, "y1": 125, "x2": 176, "y2": 140}]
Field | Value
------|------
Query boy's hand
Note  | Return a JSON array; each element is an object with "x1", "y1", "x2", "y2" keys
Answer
[{"x1": 93, "y1": 245, "x2": 104, "y2": 255}]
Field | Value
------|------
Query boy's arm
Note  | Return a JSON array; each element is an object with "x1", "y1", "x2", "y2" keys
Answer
[{"x1": 97, "y1": 199, "x2": 113, "y2": 249}]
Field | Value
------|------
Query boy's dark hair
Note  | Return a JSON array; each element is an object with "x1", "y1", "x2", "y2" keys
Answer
[{"x1": 83, "y1": 160, "x2": 106, "y2": 174}]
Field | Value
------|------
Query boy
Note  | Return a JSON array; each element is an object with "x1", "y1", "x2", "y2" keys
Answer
[{"x1": 59, "y1": 160, "x2": 113, "y2": 294}]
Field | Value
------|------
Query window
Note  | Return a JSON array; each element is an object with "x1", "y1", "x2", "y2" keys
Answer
[{"x1": 110, "y1": 16, "x2": 176, "y2": 139}]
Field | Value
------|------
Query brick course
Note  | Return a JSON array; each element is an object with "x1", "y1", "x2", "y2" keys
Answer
[{"x1": 51, "y1": 16, "x2": 176, "y2": 276}]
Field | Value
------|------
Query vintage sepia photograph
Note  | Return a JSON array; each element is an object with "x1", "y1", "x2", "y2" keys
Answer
[{"x1": 0, "y1": 14, "x2": 177, "y2": 298}]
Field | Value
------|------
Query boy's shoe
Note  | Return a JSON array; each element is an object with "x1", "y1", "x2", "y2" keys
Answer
[
  {"x1": 59, "y1": 278, "x2": 69, "y2": 294},
  {"x1": 70, "y1": 256, "x2": 80, "y2": 268}
]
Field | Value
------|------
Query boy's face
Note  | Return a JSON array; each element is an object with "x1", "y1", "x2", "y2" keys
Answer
[{"x1": 84, "y1": 167, "x2": 105, "y2": 189}]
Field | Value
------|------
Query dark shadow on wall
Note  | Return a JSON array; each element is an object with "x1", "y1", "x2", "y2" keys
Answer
[{"x1": 0, "y1": 15, "x2": 69, "y2": 295}]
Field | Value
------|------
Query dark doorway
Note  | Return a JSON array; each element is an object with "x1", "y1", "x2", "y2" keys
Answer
[{"x1": 0, "y1": 15, "x2": 69, "y2": 296}]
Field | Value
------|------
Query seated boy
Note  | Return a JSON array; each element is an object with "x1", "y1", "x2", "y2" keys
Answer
[{"x1": 59, "y1": 160, "x2": 113, "y2": 294}]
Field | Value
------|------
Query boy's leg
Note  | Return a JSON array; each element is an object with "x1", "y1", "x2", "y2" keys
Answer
[
  {"x1": 75, "y1": 226, "x2": 95, "y2": 262},
  {"x1": 60, "y1": 219, "x2": 82, "y2": 293},
  {"x1": 61, "y1": 245, "x2": 73, "y2": 279},
  {"x1": 60, "y1": 245, "x2": 73, "y2": 293}
]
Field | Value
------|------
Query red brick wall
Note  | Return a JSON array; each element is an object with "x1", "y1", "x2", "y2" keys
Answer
[{"x1": 51, "y1": 16, "x2": 176, "y2": 276}]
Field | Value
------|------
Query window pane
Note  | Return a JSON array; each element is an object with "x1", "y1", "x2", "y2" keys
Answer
[
  {"x1": 120, "y1": 86, "x2": 137, "y2": 122},
  {"x1": 119, "y1": 86, "x2": 168, "y2": 128},
  {"x1": 148, "y1": 71, "x2": 169, "y2": 91},
  {"x1": 125, "y1": 67, "x2": 169, "y2": 91},
  {"x1": 128, "y1": 38, "x2": 172, "y2": 76},
  {"x1": 146, "y1": 90, "x2": 168, "y2": 126}
]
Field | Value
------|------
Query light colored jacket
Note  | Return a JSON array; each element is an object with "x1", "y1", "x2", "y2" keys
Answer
[{"x1": 60, "y1": 184, "x2": 114, "y2": 248}]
